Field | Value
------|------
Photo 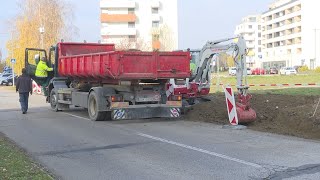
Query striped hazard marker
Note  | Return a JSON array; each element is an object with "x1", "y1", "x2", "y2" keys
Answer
[
  {"x1": 32, "y1": 80, "x2": 42, "y2": 95},
  {"x1": 224, "y1": 86, "x2": 238, "y2": 125}
]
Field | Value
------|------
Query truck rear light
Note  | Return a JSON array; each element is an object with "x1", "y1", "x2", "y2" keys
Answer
[
  {"x1": 171, "y1": 95, "x2": 182, "y2": 101},
  {"x1": 111, "y1": 96, "x2": 123, "y2": 102}
]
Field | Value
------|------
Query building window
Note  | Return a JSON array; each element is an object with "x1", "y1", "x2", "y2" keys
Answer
[
  {"x1": 128, "y1": 22, "x2": 135, "y2": 28},
  {"x1": 152, "y1": 8, "x2": 159, "y2": 14},
  {"x1": 258, "y1": 25, "x2": 261, "y2": 30},
  {"x1": 128, "y1": 8, "x2": 135, "y2": 14},
  {"x1": 258, "y1": 33, "x2": 261, "y2": 37},
  {"x1": 152, "y1": 21, "x2": 160, "y2": 28},
  {"x1": 258, "y1": 48, "x2": 262, "y2": 52},
  {"x1": 248, "y1": 25, "x2": 253, "y2": 29},
  {"x1": 249, "y1": 17, "x2": 256, "y2": 22},
  {"x1": 258, "y1": 40, "x2": 261, "y2": 45}
]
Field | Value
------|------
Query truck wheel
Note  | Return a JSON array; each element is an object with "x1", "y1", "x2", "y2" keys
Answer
[
  {"x1": 50, "y1": 89, "x2": 59, "y2": 112},
  {"x1": 88, "y1": 91, "x2": 107, "y2": 121}
]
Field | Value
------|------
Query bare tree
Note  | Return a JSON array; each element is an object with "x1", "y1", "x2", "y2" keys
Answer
[
  {"x1": 116, "y1": 36, "x2": 150, "y2": 51},
  {"x1": 151, "y1": 24, "x2": 176, "y2": 51}
]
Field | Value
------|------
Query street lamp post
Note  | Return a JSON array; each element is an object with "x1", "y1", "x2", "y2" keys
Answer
[
  {"x1": 11, "y1": 58, "x2": 16, "y2": 86},
  {"x1": 314, "y1": 29, "x2": 320, "y2": 69}
]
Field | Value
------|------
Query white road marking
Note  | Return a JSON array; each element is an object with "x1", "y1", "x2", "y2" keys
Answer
[
  {"x1": 63, "y1": 113, "x2": 91, "y2": 121},
  {"x1": 137, "y1": 133, "x2": 262, "y2": 169},
  {"x1": 63, "y1": 112, "x2": 262, "y2": 169}
]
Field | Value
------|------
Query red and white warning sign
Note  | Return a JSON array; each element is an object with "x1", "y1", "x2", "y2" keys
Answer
[
  {"x1": 32, "y1": 80, "x2": 42, "y2": 95},
  {"x1": 224, "y1": 86, "x2": 238, "y2": 125}
]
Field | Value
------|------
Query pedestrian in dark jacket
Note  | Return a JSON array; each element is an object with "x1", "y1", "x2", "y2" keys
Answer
[{"x1": 16, "y1": 68, "x2": 32, "y2": 114}]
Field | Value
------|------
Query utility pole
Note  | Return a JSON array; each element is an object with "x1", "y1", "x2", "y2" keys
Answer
[
  {"x1": 39, "y1": 2, "x2": 45, "y2": 49},
  {"x1": 315, "y1": 29, "x2": 318, "y2": 69},
  {"x1": 40, "y1": 27, "x2": 45, "y2": 49},
  {"x1": 11, "y1": 31, "x2": 15, "y2": 87}
]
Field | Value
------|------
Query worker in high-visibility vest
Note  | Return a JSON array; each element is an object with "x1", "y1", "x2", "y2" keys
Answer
[
  {"x1": 35, "y1": 57, "x2": 53, "y2": 79},
  {"x1": 35, "y1": 57, "x2": 53, "y2": 96},
  {"x1": 190, "y1": 62, "x2": 197, "y2": 75}
]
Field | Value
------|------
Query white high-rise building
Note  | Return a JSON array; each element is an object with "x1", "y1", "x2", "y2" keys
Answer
[
  {"x1": 235, "y1": 15, "x2": 263, "y2": 67},
  {"x1": 100, "y1": 0, "x2": 178, "y2": 51},
  {"x1": 261, "y1": 0, "x2": 320, "y2": 69}
]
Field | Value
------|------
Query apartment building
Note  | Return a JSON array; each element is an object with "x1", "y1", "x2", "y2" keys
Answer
[
  {"x1": 261, "y1": 0, "x2": 320, "y2": 69},
  {"x1": 234, "y1": 15, "x2": 263, "y2": 67},
  {"x1": 100, "y1": 0, "x2": 178, "y2": 51}
]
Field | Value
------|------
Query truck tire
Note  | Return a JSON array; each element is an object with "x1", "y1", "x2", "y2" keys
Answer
[
  {"x1": 88, "y1": 91, "x2": 107, "y2": 121},
  {"x1": 50, "y1": 88, "x2": 59, "y2": 112}
]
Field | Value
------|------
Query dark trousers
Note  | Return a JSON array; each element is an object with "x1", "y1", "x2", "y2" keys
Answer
[
  {"x1": 19, "y1": 93, "x2": 29, "y2": 113},
  {"x1": 36, "y1": 77, "x2": 49, "y2": 96}
]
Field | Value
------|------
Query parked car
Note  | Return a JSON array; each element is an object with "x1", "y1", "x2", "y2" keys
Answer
[
  {"x1": 279, "y1": 67, "x2": 297, "y2": 75},
  {"x1": 229, "y1": 67, "x2": 252, "y2": 75},
  {"x1": 2, "y1": 75, "x2": 17, "y2": 86},
  {"x1": 228, "y1": 67, "x2": 237, "y2": 76},
  {"x1": 0, "y1": 73, "x2": 12, "y2": 85},
  {"x1": 269, "y1": 67, "x2": 279, "y2": 74},
  {"x1": 252, "y1": 68, "x2": 266, "y2": 75}
]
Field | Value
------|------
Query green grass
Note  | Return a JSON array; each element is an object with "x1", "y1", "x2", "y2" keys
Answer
[
  {"x1": 211, "y1": 73, "x2": 320, "y2": 92},
  {"x1": 251, "y1": 88, "x2": 320, "y2": 96},
  {"x1": 0, "y1": 136, "x2": 53, "y2": 180}
]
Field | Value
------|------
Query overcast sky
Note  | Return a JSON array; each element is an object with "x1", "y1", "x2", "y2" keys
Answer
[{"x1": 0, "y1": 0, "x2": 274, "y2": 58}]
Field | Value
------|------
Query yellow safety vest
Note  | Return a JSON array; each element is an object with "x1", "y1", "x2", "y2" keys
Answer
[{"x1": 35, "y1": 61, "x2": 53, "y2": 77}]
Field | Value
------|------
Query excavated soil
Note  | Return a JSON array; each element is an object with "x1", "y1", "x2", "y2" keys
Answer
[{"x1": 185, "y1": 94, "x2": 320, "y2": 140}]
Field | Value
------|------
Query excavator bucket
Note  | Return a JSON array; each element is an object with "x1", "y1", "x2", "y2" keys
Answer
[
  {"x1": 236, "y1": 103, "x2": 257, "y2": 123},
  {"x1": 236, "y1": 94, "x2": 257, "y2": 123}
]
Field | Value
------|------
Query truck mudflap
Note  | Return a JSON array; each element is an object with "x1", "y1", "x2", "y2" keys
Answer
[{"x1": 111, "y1": 106, "x2": 181, "y2": 120}]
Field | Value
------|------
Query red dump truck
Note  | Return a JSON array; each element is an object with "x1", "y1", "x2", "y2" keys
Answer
[{"x1": 25, "y1": 43, "x2": 191, "y2": 121}]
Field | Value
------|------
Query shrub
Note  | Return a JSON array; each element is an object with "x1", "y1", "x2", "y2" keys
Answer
[
  {"x1": 315, "y1": 67, "x2": 320, "y2": 73},
  {"x1": 298, "y1": 66, "x2": 309, "y2": 72}
]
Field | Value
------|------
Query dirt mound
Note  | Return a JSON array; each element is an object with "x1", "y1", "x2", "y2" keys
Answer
[{"x1": 185, "y1": 94, "x2": 320, "y2": 140}]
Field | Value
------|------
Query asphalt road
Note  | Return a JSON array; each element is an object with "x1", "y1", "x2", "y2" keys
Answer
[{"x1": 1, "y1": 87, "x2": 320, "y2": 180}]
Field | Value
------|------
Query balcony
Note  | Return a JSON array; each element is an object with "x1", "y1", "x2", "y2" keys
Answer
[
  {"x1": 285, "y1": 7, "x2": 293, "y2": 14},
  {"x1": 286, "y1": 18, "x2": 294, "y2": 25},
  {"x1": 151, "y1": 1, "x2": 160, "y2": 8},
  {"x1": 100, "y1": 0, "x2": 136, "y2": 8},
  {"x1": 295, "y1": 26, "x2": 301, "y2": 33},
  {"x1": 294, "y1": 4, "x2": 301, "y2": 12},
  {"x1": 286, "y1": 39, "x2": 295, "y2": 46},
  {"x1": 295, "y1": 37, "x2": 301, "y2": 44},
  {"x1": 267, "y1": 25, "x2": 272, "y2": 30},
  {"x1": 101, "y1": 27, "x2": 137, "y2": 36},
  {"x1": 297, "y1": 48, "x2": 302, "y2": 54},
  {"x1": 101, "y1": 14, "x2": 137, "y2": 23},
  {"x1": 151, "y1": 14, "x2": 161, "y2": 22}
]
